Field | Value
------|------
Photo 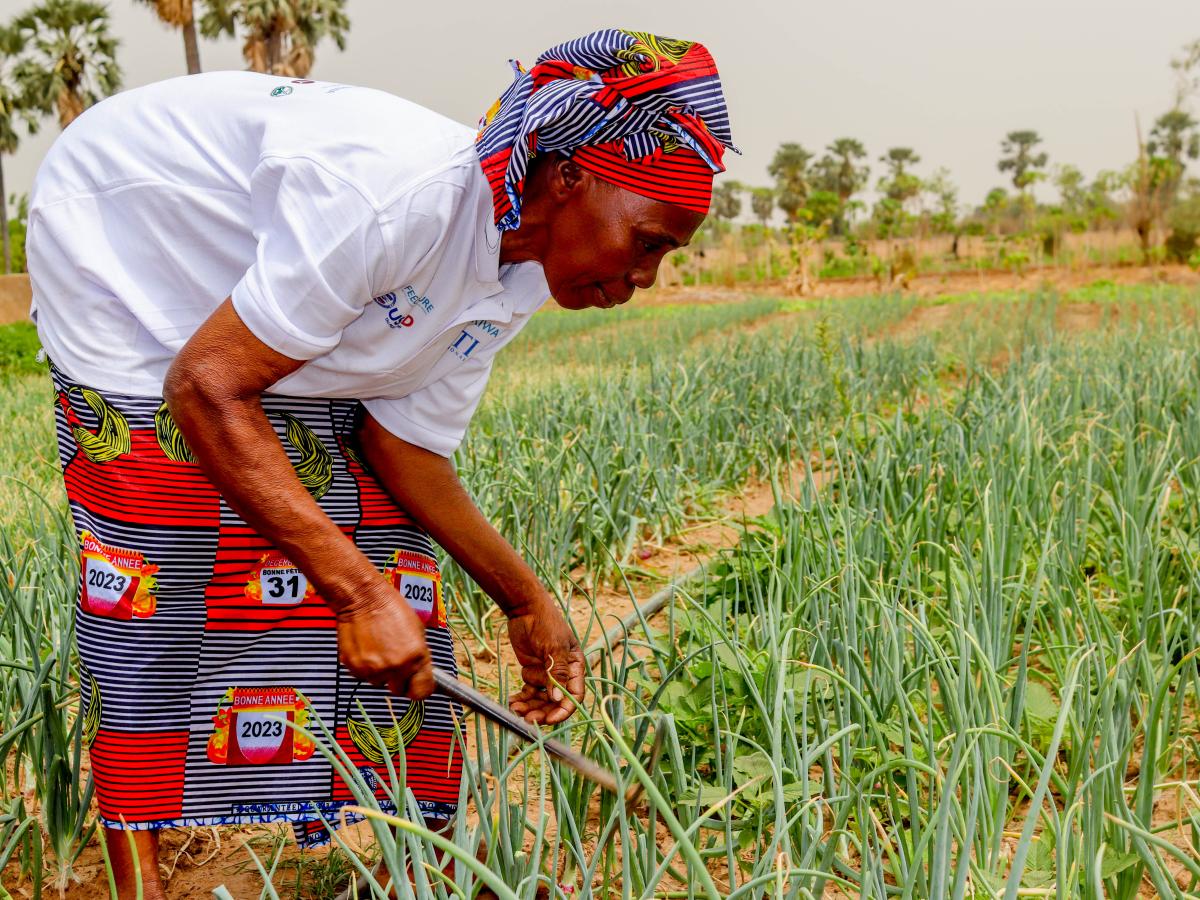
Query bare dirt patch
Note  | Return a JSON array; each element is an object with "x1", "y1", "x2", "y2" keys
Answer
[
  {"x1": 642, "y1": 263, "x2": 1200, "y2": 308},
  {"x1": 0, "y1": 274, "x2": 31, "y2": 325}
]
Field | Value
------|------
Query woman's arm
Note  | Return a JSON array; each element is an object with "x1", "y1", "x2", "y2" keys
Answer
[
  {"x1": 163, "y1": 299, "x2": 436, "y2": 699},
  {"x1": 358, "y1": 416, "x2": 586, "y2": 725}
]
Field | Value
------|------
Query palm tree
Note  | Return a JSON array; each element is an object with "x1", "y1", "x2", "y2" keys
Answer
[
  {"x1": 710, "y1": 180, "x2": 742, "y2": 222},
  {"x1": 200, "y1": 0, "x2": 349, "y2": 77},
  {"x1": 750, "y1": 187, "x2": 775, "y2": 227},
  {"x1": 878, "y1": 147, "x2": 921, "y2": 208},
  {"x1": 0, "y1": 24, "x2": 39, "y2": 274},
  {"x1": 134, "y1": 0, "x2": 202, "y2": 74},
  {"x1": 767, "y1": 142, "x2": 813, "y2": 223},
  {"x1": 997, "y1": 130, "x2": 1048, "y2": 192},
  {"x1": 14, "y1": 0, "x2": 122, "y2": 129},
  {"x1": 880, "y1": 147, "x2": 920, "y2": 181},
  {"x1": 814, "y1": 137, "x2": 869, "y2": 233}
]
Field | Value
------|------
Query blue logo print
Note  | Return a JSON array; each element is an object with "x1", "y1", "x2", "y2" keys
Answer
[
  {"x1": 449, "y1": 330, "x2": 480, "y2": 359},
  {"x1": 270, "y1": 85, "x2": 293, "y2": 97},
  {"x1": 373, "y1": 286, "x2": 434, "y2": 329}
]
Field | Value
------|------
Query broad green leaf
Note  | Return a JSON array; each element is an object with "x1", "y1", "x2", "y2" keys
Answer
[
  {"x1": 1099, "y1": 848, "x2": 1140, "y2": 878},
  {"x1": 1024, "y1": 682, "x2": 1060, "y2": 722}
]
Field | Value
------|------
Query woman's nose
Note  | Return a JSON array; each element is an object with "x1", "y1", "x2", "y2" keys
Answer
[{"x1": 628, "y1": 262, "x2": 658, "y2": 291}]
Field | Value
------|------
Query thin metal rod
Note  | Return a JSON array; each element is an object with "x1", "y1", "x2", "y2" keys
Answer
[
  {"x1": 432, "y1": 667, "x2": 620, "y2": 795},
  {"x1": 586, "y1": 564, "x2": 708, "y2": 661}
]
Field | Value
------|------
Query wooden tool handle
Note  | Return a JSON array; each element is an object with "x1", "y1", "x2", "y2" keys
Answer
[{"x1": 432, "y1": 668, "x2": 619, "y2": 794}]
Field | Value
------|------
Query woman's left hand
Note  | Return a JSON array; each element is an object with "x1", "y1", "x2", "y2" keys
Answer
[{"x1": 506, "y1": 601, "x2": 585, "y2": 725}]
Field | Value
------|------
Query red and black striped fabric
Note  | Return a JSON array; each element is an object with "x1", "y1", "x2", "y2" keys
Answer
[
  {"x1": 475, "y1": 29, "x2": 738, "y2": 228},
  {"x1": 51, "y1": 366, "x2": 463, "y2": 842}
]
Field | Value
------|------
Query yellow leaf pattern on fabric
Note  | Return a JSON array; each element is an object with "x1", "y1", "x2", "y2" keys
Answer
[
  {"x1": 615, "y1": 31, "x2": 694, "y2": 76},
  {"x1": 282, "y1": 413, "x2": 333, "y2": 500},
  {"x1": 82, "y1": 667, "x2": 101, "y2": 747},
  {"x1": 154, "y1": 402, "x2": 196, "y2": 463},
  {"x1": 346, "y1": 700, "x2": 425, "y2": 765},
  {"x1": 70, "y1": 388, "x2": 131, "y2": 463}
]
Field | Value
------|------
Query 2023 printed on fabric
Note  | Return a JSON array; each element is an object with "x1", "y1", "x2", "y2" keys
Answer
[{"x1": 52, "y1": 365, "x2": 462, "y2": 833}]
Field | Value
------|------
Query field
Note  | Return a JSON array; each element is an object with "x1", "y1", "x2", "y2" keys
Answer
[{"x1": 2, "y1": 276, "x2": 1200, "y2": 898}]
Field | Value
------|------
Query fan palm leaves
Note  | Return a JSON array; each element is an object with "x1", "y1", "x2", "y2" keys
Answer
[
  {"x1": 0, "y1": 24, "x2": 40, "y2": 274},
  {"x1": 13, "y1": 0, "x2": 122, "y2": 129},
  {"x1": 200, "y1": 0, "x2": 349, "y2": 78}
]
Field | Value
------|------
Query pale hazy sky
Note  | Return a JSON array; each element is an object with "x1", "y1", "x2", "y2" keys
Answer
[{"x1": 2, "y1": 0, "x2": 1198, "y2": 209}]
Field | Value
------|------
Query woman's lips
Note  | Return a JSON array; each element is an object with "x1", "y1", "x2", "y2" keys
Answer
[{"x1": 593, "y1": 283, "x2": 615, "y2": 308}]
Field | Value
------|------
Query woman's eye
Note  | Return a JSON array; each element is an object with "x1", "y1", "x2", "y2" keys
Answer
[{"x1": 640, "y1": 240, "x2": 660, "y2": 254}]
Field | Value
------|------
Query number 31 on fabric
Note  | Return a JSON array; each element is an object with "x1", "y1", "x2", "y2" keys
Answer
[
  {"x1": 245, "y1": 552, "x2": 316, "y2": 606},
  {"x1": 384, "y1": 549, "x2": 445, "y2": 627}
]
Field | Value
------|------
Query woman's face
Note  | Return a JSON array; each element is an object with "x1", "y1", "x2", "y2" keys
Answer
[{"x1": 537, "y1": 164, "x2": 705, "y2": 311}]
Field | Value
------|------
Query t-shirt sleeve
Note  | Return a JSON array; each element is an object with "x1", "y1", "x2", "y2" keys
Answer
[
  {"x1": 231, "y1": 154, "x2": 387, "y2": 360},
  {"x1": 361, "y1": 360, "x2": 493, "y2": 457}
]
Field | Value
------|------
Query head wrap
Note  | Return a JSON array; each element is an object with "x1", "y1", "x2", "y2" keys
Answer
[{"x1": 476, "y1": 29, "x2": 738, "y2": 230}]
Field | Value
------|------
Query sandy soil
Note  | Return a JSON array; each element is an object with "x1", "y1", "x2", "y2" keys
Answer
[
  {"x1": 0, "y1": 274, "x2": 31, "y2": 325},
  {"x1": 643, "y1": 262, "x2": 1200, "y2": 307}
]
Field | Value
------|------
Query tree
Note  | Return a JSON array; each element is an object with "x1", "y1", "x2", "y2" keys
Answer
[
  {"x1": 980, "y1": 187, "x2": 1010, "y2": 236},
  {"x1": 201, "y1": 0, "x2": 349, "y2": 77},
  {"x1": 750, "y1": 187, "x2": 774, "y2": 226},
  {"x1": 1147, "y1": 109, "x2": 1200, "y2": 204},
  {"x1": 879, "y1": 147, "x2": 922, "y2": 205},
  {"x1": 14, "y1": 0, "x2": 121, "y2": 129},
  {"x1": 998, "y1": 130, "x2": 1048, "y2": 192},
  {"x1": 1053, "y1": 164, "x2": 1086, "y2": 214},
  {"x1": 803, "y1": 189, "x2": 840, "y2": 229},
  {"x1": 1171, "y1": 38, "x2": 1200, "y2": 108},
  {"x1": 134, "y1": 0, "x2": 202, "y2": 74},
  {"x1": 1126, "y1": 120, "x2": 1178, "y2": 260},
  {"x1": 812, "y1": 137, "x2": 869, "y2": 234},
  {"x1": 710, "y1": 179, "x2": 742, "y2": 221},
  {"x1": 767, "y1": 142, "x2": 813, "y2": 223},
  {"x1": 0, "y1": 24, "x2": 39, "y2": 274},
  {"x1": 880, "y1": 147, "x2": 920, "y2": 182},
  {"x1": 1086, "y1": 171, "x2": 1121, "y2": 229},
  {"x1": 922, "y1": 167, "x2": 959, "y2": 234},
  {"x1": 1148, "y1": 110, "x2": 1200, "y2": 163}
]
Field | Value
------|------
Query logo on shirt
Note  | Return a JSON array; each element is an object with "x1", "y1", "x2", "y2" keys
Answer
[
  {"x1": 473, "y1": 320, "x2": 502, "y2": 338},
  {"x1": 270, "y1": 85, "x2": 293, "y2": 97},
  {"x1": 449, "y1": 329, "x2": 480, "y2": 360},
  {"x1": 447, "y1": 321, "x2": 504, "y2": 361},
  {"x1": 373, "y1": 286, "x2": 434, "y2": 329}
]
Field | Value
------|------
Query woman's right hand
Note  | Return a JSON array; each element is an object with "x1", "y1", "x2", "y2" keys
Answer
[{"x1": 336, "y1": 587, "x2": 435, "y2": 699}]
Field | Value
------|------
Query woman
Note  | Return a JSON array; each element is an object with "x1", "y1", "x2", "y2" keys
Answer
[{"x1": 27, "y1": 28, "x2": 735, "y2": 897}]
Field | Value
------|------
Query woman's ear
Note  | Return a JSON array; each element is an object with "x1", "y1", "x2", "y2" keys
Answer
[{"x1": 546, "y1": 155, "x2": 586, "y2": 200}]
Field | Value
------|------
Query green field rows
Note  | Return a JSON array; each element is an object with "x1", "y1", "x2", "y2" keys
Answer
[{"x1": 1, "y1": 285, "x2": 1199, "y2": 897}]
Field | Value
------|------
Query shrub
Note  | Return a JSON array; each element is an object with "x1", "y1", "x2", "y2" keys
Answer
[{"x1": 1165, "y1": 195, "x2": 1200, "y2": 263}]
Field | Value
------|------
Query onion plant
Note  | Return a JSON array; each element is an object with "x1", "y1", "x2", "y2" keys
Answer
[{"x1": 4, "y1": 286, "x2": 1200, "y2": 897}]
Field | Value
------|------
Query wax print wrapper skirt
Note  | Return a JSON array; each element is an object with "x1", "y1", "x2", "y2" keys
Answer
[{"x1": 51, "y1": 365, "x2": 463, "y2": 845}]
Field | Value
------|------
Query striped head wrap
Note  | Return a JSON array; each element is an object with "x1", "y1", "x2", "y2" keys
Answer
[{"x1": 476, "y1": 29, "x2": 737, "y2": 231}]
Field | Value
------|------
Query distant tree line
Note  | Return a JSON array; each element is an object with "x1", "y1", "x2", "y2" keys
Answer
[
  {"x1": 710, "y1": 38, "x2": 1200, "y2": 268},
  {"x1": 1, "y1": 17, "x2": 1198, "y2": 275},
  {"x1": 0, "y1": 0, "x2": 350, "y2": 274}
]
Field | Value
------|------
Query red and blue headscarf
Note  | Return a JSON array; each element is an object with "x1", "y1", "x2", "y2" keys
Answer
[{"x1": 476, "y1": 29, "x2": 738, "y2": 230}]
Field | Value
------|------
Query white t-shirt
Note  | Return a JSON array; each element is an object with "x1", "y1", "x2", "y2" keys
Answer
[{"x1": 27, "y1": 71, "x2": 549, "y2": 457}]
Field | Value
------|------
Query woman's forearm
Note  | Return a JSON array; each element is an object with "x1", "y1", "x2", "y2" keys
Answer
[
  {"x1": 163, "y1": 301, "x2": 386, "y2": 617},
  {"x1": 358, "y1": 416, "x2": 550, "y2": 618},
  {"x1": 166, "y1": 386, "x2": 383, "y2": 614}
]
